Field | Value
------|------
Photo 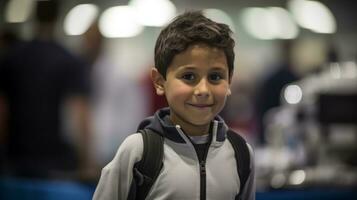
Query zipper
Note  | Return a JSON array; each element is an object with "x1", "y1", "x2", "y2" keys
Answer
[
  {"x1": 175, "y1": 121, "x2": 218, "y2": 200},
  {"x1": 199, "y1": 120, "x2": 218, "y2": 200},
  {"x1": 199, "y1": 157, "x2": 207, "y2": 200},
  {"x1": 200, "y1": 160, "x2": 206, "y2": 200}
]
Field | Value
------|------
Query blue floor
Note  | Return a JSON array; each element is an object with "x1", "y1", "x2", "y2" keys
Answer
[
  {"x1": 1, "y1": 177, "x2": 356, "y2": 200},
  {"x1": 0, "y1": 178, "x2": 95, "y2": 200},
  {"x1": 256, "y1": 188, "x2": 357, "y2": 200}
]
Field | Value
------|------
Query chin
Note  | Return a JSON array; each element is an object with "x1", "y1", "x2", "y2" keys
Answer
[{"x1": 189, "y1": 117, "x2": 214, "y2": 126}]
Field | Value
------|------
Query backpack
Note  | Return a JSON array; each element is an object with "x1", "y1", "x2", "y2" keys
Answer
[{"x1": 127, "y1": 128, "x2": 251, "y2": 200}]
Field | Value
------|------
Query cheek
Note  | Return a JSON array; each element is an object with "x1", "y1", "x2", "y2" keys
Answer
[
  {"x1": 165, "y1": 82, "x2": 192, "y2": 100},
  {"x1": 215, "y1": 83, "x2": 229, "y2": 94},
  {"x1": 213, "y1": 85, "x2": 229, "y2": 104}
]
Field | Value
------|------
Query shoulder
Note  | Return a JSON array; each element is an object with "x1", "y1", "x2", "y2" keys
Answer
[
  {"x1": 115, "y1": 133, "x2": 143, "y2": 159},
  {"x1": 105, "y1": 133, "x2": 144, "y2": 170},
  {"x1": 119, "y1": 133, "x2": 144, "y2": 152},
  {"x1": 93, "y1": 133, "x2": 145, "y2": 200}
]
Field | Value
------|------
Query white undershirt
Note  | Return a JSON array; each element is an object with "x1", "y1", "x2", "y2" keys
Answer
[{"x1": 189, "y1": 134, "x2": 209, "y2": 144}]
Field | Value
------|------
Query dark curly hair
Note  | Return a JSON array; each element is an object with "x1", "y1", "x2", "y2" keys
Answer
[{"x1": 154, "y1": 11, "x2": 235, "y2": 79}]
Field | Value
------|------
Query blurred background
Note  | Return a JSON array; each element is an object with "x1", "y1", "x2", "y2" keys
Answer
[{"x1": 0, "y1": 0, "x2": 356, "y2": 199}]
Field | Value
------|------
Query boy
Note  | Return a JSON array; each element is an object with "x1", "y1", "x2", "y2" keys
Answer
[{"x1": 92, "y1": 11, "x2": 255, "y2": 200}]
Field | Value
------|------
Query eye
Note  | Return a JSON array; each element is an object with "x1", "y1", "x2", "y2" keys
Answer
[
  {"x1": 181, "y1": 73, "x2": 195, "y2": 81},
  {"x1": 209, "y1": 72, "x2": 223, "y2": 82}
]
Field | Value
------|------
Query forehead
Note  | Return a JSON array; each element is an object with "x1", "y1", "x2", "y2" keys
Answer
[{"x1": 169, "y1": 43, "x2": 228, "y2": 71}]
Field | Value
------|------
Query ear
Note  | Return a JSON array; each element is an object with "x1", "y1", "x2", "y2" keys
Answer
[
  {"x1": 227, "y1": 88, "x2": 232, "y2": 96},
  {"x1": 151, "y1": 68, "x2": 165, "y2": 96},
  {"x1": 227, "y1": 75, "x2": 233, "y2": 96}
]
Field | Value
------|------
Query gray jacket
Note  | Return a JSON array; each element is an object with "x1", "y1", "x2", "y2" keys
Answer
[{"x1": 93, "y1": 108, "x2": 255, "y2": 200}]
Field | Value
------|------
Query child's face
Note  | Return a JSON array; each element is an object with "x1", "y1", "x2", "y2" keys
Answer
[{"x1": 153, "y1": 43, "x2": 231, "y2": 135}]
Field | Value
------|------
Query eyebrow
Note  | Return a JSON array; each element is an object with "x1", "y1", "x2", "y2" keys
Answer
[
  {"x1": 178, "y1": 66, "x2": 227, "y2": 71},
  {"x1": 210, "y1": 67, "x2": 227, "y2": 71},
  {"x1": 178, "y1": 66, "x2": 197, "y2": 71}
]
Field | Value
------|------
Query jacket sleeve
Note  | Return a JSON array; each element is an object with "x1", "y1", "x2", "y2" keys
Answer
[
  {"x1": 92, "y1": 133, "x2": 143, "y2": 200},
  {"x1": 240, "y1": 143, "x2": 256, "y2": 200}
]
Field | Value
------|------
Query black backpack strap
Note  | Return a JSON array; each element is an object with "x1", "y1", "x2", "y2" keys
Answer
[
  {"x1": 128, "y1": 129, "x2": 164, "y2": 200},
  {"x1": 227, "y1": 129, "x2": 251, "y2": 200}
]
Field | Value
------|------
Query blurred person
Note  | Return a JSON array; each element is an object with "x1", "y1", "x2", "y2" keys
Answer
[
  {"x1": 255, "y1": 40, "x2": 300, "y2": 145},
  {"x1": 81, "y1": 21, "x2": 146, "y2": 167},
  {"x1": 0, "y1": 29, "x2": 19, "y2": 173},
  {"x1": 0, "y1": 29, "x2": 19, "y2": 58},
  {"x1": 0, "y1": 0, "x2": 92, "y2": 179}
]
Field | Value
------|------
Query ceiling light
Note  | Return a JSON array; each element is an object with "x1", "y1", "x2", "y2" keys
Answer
[
  {"x1": 64, "y1": 4, "x2": 99, "y2": 36},
  {"x1": 99, "y1": 6, "x2": 144, "y2": 38},
  {"x1": 203, "y1": 8, "x2": 236, "y2": 32},
  {"x1": 129, "y1": 0, "x2": 176, "y2": 27},
  {"x1": 5, "y1": 0, "x2": 34, "y2": 23},
  {"x1": 288, "y1": 0, "x2": 336, "y2": 34}
]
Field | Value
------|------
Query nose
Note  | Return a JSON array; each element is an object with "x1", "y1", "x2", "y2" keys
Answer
[{"x1": 194, "y1": 78, "x2": 210, "y2": 97}]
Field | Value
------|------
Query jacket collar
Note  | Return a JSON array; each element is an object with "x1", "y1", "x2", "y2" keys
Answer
[{"x1": 137, "y1": 107, "x2": 229, "y2": 144}]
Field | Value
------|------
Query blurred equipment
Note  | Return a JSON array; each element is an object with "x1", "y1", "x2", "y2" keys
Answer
[
  {"x1": 318, "y1": 93, "x2": 357, "y2": 124},
  {"x1": 255, "y1": 61, "x2": 357, "y2": 190}
]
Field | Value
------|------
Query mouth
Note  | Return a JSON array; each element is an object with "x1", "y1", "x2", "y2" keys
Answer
[{"x1": 187, "y1": 103, "x2": 214, "y2": 109}]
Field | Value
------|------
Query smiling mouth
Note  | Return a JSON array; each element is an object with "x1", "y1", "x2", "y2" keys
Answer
[{"x1": 187, "y1": 103, "x2": 213, "y2": 108}]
